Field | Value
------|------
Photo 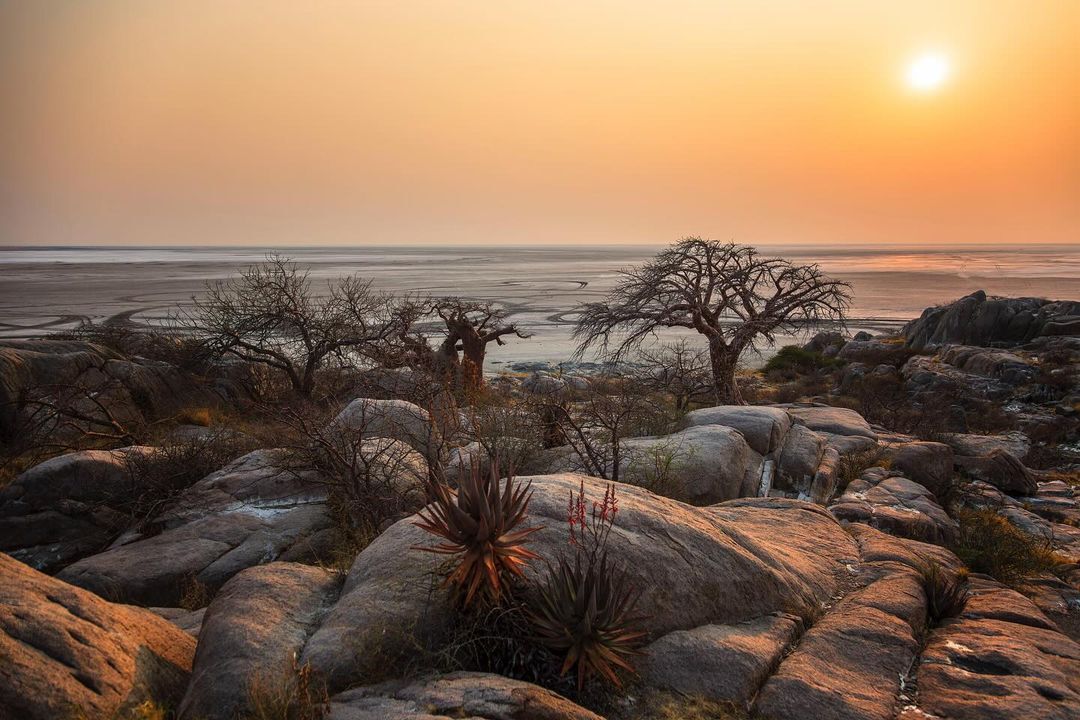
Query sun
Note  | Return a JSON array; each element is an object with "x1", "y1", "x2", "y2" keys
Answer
[{"x1": 905, "y1": 52, "x2": 951, "y2": 93}]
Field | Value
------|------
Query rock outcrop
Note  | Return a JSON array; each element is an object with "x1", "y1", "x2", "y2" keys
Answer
[
  {"x1": 301, "y1": 475, "x2": 859, "y2": 693},
  {"x1": 0, "y1": 446, "x2": 157, "y2": 572},
  {"x1": 830, "y1": 467, "x2": 957, "y2": 545},
  {"x1": 57, "y1": 449, "x2": 341, "y2": 605},
  {"x1": 903, "y1": 291, "x2": 1080, "y2": 350},
  {"x1": 0, "y1": 552, "x2": 195, "y2": 720}
]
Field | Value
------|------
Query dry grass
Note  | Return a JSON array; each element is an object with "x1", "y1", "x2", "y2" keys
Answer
[
  {"x1": 243, "y1": 656, "x2": 328, "y2": 720},
  {"x1": 178, "y1": 574, "x2": 211, "y2": 611},
  {"x1": 952, "y1": 509, "x2": 1067, "y2": 589},
  {"x1": 174, "y1": 407, "x2": 214, "y2": 427}
]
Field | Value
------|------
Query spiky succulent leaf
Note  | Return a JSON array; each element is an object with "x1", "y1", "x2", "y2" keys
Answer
[
  {"x1": 414, "y1": 460, "x2": 540, "y2": 607},
  {"x1": 528, "y1": 551, "x2": 647, "y2": 690}
]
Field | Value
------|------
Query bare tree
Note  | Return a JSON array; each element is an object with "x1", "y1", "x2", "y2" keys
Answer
[
  {"x1": 634, "y1": 339, "x2": 714, "y2": 412},
  {"x1": 529, "y1": 374, "x2": 671, "y2": 481},
  {"x1": 184, "y1": 255, "x2": 400, "y2": 398},
  {"x1": 574, "y1": 239, "x2": 851, "y2": 404}
]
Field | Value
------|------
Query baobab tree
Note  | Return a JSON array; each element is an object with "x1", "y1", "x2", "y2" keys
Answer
[
  {"x1": 422, "y1": 298, "x2": 529, "y2": 397},
  {"x1": 186, "y1": 255, "x2": 400, "y2": 398},
  {"x1": 574, "y1": 238, "x2": 852, "y2": 404}
]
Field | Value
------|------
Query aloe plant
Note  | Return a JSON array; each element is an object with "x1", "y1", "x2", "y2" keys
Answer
[
  {"x1": 528, "y1": 550, "x2": 647, "y2": 690},
  {"x1": 415, "y1": 461, "x2": 540, "y2": 607}
]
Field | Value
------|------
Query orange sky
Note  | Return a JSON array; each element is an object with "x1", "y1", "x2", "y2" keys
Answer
[{"x1": 1, "y1": 1, "x2": 1077, "y2": 246}]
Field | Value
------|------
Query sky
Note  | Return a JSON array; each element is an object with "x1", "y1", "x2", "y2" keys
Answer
[{"x1": 1, "y1": 1, "x2": 1077, "y2": 247}]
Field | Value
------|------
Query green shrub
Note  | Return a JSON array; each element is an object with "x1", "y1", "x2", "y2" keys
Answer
[{"x1": 763, "y1": 345, "x2": 839, "y2": 381}]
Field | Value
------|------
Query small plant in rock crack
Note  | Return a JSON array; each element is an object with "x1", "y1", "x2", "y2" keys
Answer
[
  {"x1": 916, "y1": 555, "x2": 969, "y2": 625},
  {"x1": 414, "y1": 459, "x2": 540, "y2": 608},
  {"x1": 528, "y1": 479, "x2": 648, "y2": 690}
]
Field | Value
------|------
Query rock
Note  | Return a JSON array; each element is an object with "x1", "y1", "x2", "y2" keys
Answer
[
  {"x1": 681, "y1": 405, "x2": 793, "y2": 455},
  {"x1": 916, "y1": 616, "x2": 1080, "y2": 719},
  {"x1": 57, "y1": 450, "x2": 341, "y2": 605},
  {"x1": 755, "y1": 567, "x2": 924, "y2": 720},
  {"x1": 946, "y1": 431, "x2": 1031, "y2": 459},
  {"x1": 618, "y1": 425, "x2": 764, "y2": 503},
  {"x1": 0, "y1": 552, "x2": 195, "y2": 720},
  {"x1": 179, "y1": 563, "x2": 342, "y2": 720},
  {"x1": 640, "y1": 614, "x2": 802, "y2": 705},
  {"x1": 522, "y1": 372, "x2": 568, "y2": 395},
  {"x1": 903, "y1": 291, "x2": 1080, "y2": 350},
  {"x1": 330, "y1": 398, "x2": 436, "y2": 455},
  {"x1": 837, "y1": 339, "x2": 906, "y2": 364},
  {"x1": 0, "y1": 339, "x2": 221, "y2": 444},
  {"x1": 955, "y1": 449, "x2": 1038, "y2": 495},
  {"x1": 0, "y1": 446, "x2": 158, "y2": 572},
  {"x1": 803, "y1": 331, "x2": 846, "y2": 354},
  {"x1": 830, "y1": 468, "x2": 958, "y2": 545},
  {"x1": 901, "y1": 354, "x2": 1013, "y2": 401},
  {"x1": 773, "y1": 403, "x2": 877, "y2": 440},
  {"x1": 774, "y1": 423, "x2": 826, "y2": 494},
  {"x1": 301, "y1": 475, "x2": 859, "y2": 693},
  {"x1": 325, "y1": 672, "x2": 602, "y2": 720},
  {"x1": 808, "y1": 446, "x2": 841, "y2": 504},
  {"x1": 846, "y1": 523, "x2": 962, "y2": 573},
  {"x1": 960, "y1": 575, "x2": 1060, "y2": 631},
  {"x1": 150, "y1": 607, "x2": 206, "y2": 637},
  {"x1": 940, "y1": 345, "x2": 1037, "y2": 384},
  {"x1": 889, "y1": 441, "x2": 954, "y2": 499}
]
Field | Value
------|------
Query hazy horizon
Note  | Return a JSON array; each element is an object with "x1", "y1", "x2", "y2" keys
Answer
[{"x1": 2, "y1": 2, "x2": 1077, "y2": 248}]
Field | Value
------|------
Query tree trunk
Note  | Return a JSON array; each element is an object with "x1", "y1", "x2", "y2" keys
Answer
[
  {"x1": 458, "y1": 331, "x2": 486, "y2": 398},
  {"x1": 708, "y1": 340, "x2": 743, "y2": 405}
]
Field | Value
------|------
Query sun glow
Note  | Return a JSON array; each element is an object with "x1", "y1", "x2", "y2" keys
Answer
[{"x1": 905, "y1": 52, "x2": 951, "y2": 92}]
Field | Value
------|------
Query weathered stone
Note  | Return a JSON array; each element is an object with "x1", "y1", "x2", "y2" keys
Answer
[
  {"x1": 755, "y1": 569, "x2": 924, "y2": 720},
  {"x1": 681, "y1": 405, "x2": 793, "y2": 455},
  {"x1": 955, "y1": 448, "x2": 1037, "y2": 495},
  {"x1": 889, "y1": 441, "x2": 954, "y2": 499},
  {"x1": 325, "y1": 672, "x2": 602, "y2": 720},
  {"x1": 946, "y1": 431, "x2": 1031, "y2": 459},
  {"x1": 150, "y1": 607, "x2": 206, "y2": 638},
  {"x1": 640, "y1": 614, "x2": 802, "y2": 705},
  {"x1": 302, "y1": 475, "x2": 859, "y2": 693},
  {"x1": 830, "y1": 468, "x2": 957, "y2": 545},
  {"x1": 618, "y1": 424, "x2": 764, "y2": 503},
  {"x1": 0, "y1": 446, "x2": 157, "y2": 572},
  {"x1": 775, "y1": 423, "x2": 826, "y2": 494},
  {"x1": 917, "y1": 616, "x2": 1080, "y2": 719},
  {"x1": 179, "y1": 563, "x2": 342, "y2": 720},
  {"x1": 774, "y1": 403, "x2": 877, "y2": 440},
  {"x1": 330, "y1": 398, "x2": 436, "y2": 454},
  {"x1": 903, "y1": 291, "x2": 1080, "y2": 349},
  {"x1": 0, "y1": 552, "x2": 195, "y2": 720}
]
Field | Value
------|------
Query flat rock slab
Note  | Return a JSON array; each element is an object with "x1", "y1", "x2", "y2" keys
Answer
[
  {"x1": 325, "y1": 672, "x2": 602, "y2": 720},
  {"x1": 0, "y1": 446, "x2": 157, "y2": 572},
  {"x1": 0, "y1": 552, "x2": 195, "y2": 720},
  {"x1": 917, "y1": 617, "x2": 1080, "y2": 720},
  {"x1": 640, "y1": 613, "x2": 802, "y2": 705},
  {"x1": 58, "y1": 505, "x2": 332, "y2": 606},
  {"x1": 755, "y1": 568, "x2": 924, "y2": 720}
]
